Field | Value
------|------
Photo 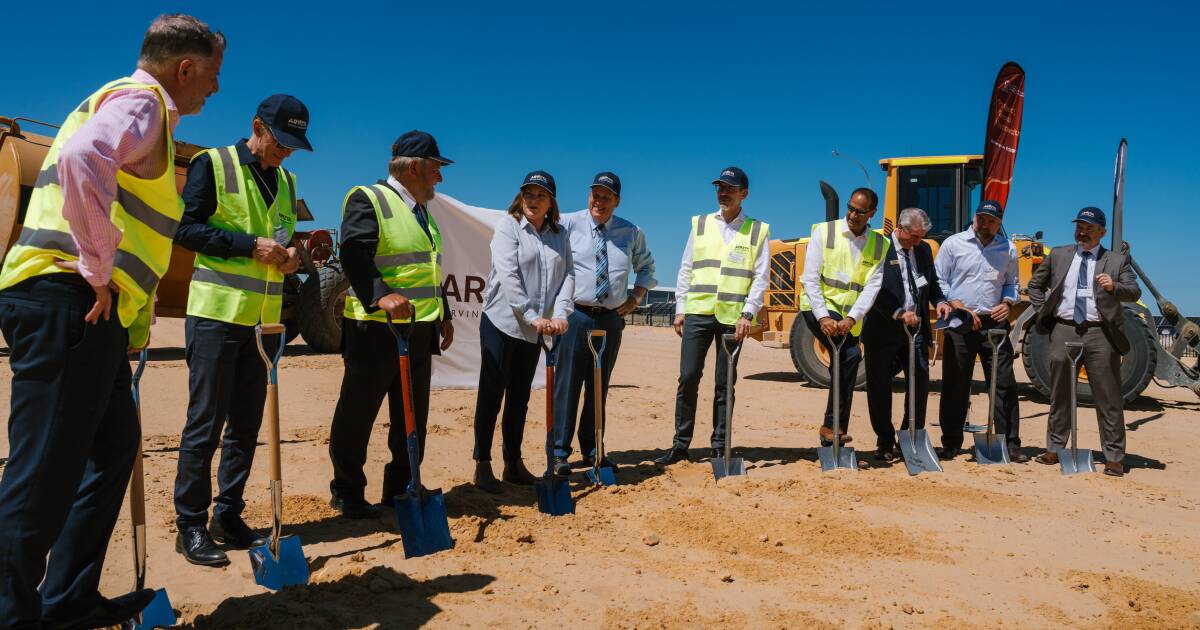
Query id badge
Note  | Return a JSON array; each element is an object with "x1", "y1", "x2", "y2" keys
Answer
[
  {"x1": 727, "y1": 251, "x2": 745, "y2": 264},
  {"x1": 983, "y1": 270, "x2": 999, "y2": 281},
  {"x1": 914, "y1": 274, "x2": 929, "y2": 289},
  {"x1": 1078, "y1": 288, "x2": 1093, "y2": 298}
]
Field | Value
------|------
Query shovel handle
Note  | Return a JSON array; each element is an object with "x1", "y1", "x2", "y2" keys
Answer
[
  {"x1": 128, "y1": 349, "x2": 149, "y2": 527},
  {"x1": 267, "y1": 383, "x2": 282, "y2": 481}
]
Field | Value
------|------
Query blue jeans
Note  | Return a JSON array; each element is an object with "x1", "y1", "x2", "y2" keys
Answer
[{"x1": 552, "y1": 308, "x2": 624, "y2": 458}]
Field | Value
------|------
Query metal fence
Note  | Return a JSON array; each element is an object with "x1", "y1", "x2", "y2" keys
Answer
[
  {"x1": 1158, "y1": 325, "x2": 1199, "y2": 359},
  {"x1": 625, "y1": 302, "x2": 677, "y2": 327}
]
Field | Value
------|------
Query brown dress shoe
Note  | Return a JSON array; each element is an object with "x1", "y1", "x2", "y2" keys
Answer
[
  {"x1": 1008, "y1": 448, "x2": 1030, "y2": 464},
  {"x1": 819, "y1": 426, "x2": 853, "y2": 444},
  {"x1": 1103, "y1": 461, "x2": 1125, "y2": 477},
  {"x1": 1035, "y1": 451, "x2": 1059, "y2": 465}
]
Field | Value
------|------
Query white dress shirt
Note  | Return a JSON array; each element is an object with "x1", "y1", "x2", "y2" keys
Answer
[
  {"x1": 674, "y1": 209, "x2": 771, "y2": 317},
  {"x1": 1055, "y1": 243, "x2": 1102, "y2": 322},
  {"x1": 801, "y1": 220, "x2": 885, "y2": 322},
  {"x1": 892, "y1": 231, "x2": 917, "y2": 317}
]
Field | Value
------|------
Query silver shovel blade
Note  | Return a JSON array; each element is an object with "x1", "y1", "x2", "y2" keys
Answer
[
  {"x1": 973, "y1": 433, "x2": 1010, "y2": 465},
  {"x1": 898, "y1": 430, "x2": 943, "y2": 475},
  {"x1": 818, "y1": 446, "x2": 858, "y2": 472},
  {"x1": 711, "y1": 457, "x2": 746, "y2": 480},
  {"x1": 1057, "y1": 449, "x2": 1095, "y2": 476}
]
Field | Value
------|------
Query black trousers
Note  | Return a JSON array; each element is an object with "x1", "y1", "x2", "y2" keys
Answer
[
  {"x1": 865, "y1": 328, "x2": 930, "y2": 449},
  {"x1": 552, "y1": 307, "x2": 624, "y2": 459},
  {"x1": 0, "y1": 277, "x2": 138, "y2": 627},
  {"x1": 328, "y1": 319, "x2": 436, "y2": 503},
  {"x1": 174, "y1": 316, "x2": 274, "y2": 529},
  {"x1": 472, "y1": 313, "x2": 540, "y2": 463},
  {"x1": 672, "y1": 314, "x2": 740, "y2": 450},
  {"x1": 938, "y1": 317, "x2": 1020, "y2": 453},
  {"x1": 802, "y1": 310, "x2": 860, "y2": 432}
]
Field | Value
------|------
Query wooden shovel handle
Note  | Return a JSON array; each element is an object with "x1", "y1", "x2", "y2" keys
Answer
[{"x1": 267, "y1": 383, "x2": 282, "y2": 481}]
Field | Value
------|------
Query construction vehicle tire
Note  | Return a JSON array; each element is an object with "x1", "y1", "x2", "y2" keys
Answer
[
  {"x1": 788, "y1": 314, "x2": 868, "y2": 390},
  {"x1": 1021, "y1": 306, "x2": 1157, "y2": 404},
  {"x1": 297, "y1": 263, "x2": 348, "y2": 353}
]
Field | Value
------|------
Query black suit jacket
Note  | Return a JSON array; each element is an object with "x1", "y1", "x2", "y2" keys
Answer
[
  {"x1": 862, "y1": 237, "x2": 946, "y2": 345},
  {"x1": 1026, "y1": 244, "x2": 1140, "y2": 354}
]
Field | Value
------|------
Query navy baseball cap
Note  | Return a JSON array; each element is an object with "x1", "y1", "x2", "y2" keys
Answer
[
  {"x1": 1074, "y1": 206, "x2": 1106, "y2": 226},
  {"x1": 591, "y1": 171, "x2": 621, "y2": 196},
  {"x1": 976, "y1": 199, "x2": 1004, "y2": 220},
  {"x1": 521, "y1": 170, "x2": 556, "y2": 197},
  {"x1": 256, "y1": 94, "x2": 312, "y2": 151},
  {"x1": 712, "y1": 166, "x2": 749, "y2": 189},
  {"x1": 391, "y1": 130, "x2": 453, "y2": 164}
]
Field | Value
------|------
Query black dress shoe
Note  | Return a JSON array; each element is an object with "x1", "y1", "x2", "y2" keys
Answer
[
  {"x1": 1007, "y1": 448, "x2": 1030, "y2": 464},
  {"x1": 653, "y1": 447, "x2": 690, "y2": 466},
  {"x1": 44, "y1": 588, "x2": 156, "y2": 630},
  {"x1": 552, "y1": 456, "x2": 572, "y2": 477},
  {"x1": 875, "y1": 446, "x2": 900, "y2": 462},
  {"x1": 937, "y1": 448, "x2": 957, "y2": 461},
  {"x1": 330, "y1": 495, "x2": 381, "y2": 520},
  {"x1": 175, "y1": 527, "x2": 229, "y2": 566},
  {"x1": 210, "y1": 514, "x2": 269, "y2": 549},
  {"x1": 502, "y1": 460, "x2": 538, "y2": 485},
  {"x1": 473, "y1": 461, "x2": 502, "y2": 494}
]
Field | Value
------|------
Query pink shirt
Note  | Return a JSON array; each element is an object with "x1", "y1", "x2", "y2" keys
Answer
[{"x1": 57, "y1": 69, "x2": 180, "y2": 287}]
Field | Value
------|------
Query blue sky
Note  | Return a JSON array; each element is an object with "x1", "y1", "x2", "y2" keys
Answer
[{"x1": 6, "y1": 1, "x2": 1199, "y2": 312}]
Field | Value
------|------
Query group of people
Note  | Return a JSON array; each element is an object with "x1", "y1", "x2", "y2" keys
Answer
[{"x1": 0, "y1": 13, "x2": 1145, "y2": 630}]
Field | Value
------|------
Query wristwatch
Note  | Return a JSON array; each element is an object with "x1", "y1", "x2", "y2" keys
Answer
[{"x1": 740, "y1": 312, "x2": 754, "y2": 322}]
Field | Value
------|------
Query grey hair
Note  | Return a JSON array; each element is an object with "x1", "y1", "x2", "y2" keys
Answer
[
  {"x1": 137, "y1": 14, "x2": 225, "y2": 72},
  {"x1": 898, "y1": 207, "x2": 932, "y2": 232},
  {"x1": 388, "y1": 156, "x2": 427, "y2": 179}
]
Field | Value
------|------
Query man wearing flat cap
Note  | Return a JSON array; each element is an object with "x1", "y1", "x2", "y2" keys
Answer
[
  {"x1": 172, "y1": 93, "x2": 311, "y2": 566},
  {"x1": 327, "y1": 130, "x2": 455, "y2": 518},
  {"x1": 1027, "y1": 206, "x2": 1140, "y2": 477},
  {"x1": 655, "y1": 167, "x2": 770, "y2": 465}
]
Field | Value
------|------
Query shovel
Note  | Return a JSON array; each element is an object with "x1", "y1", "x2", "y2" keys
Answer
[
  {"x1": 535, "y1": 335, "x2": 574, "y2": 515},
  {"x1": 972, "y1": 329, "x2": 1011, "y2": 465},
  {"x1": 126, "y1": 349, "x2": 176, "y2": 629},
  {"x1": 248, "y1": 323, "x2": 310, "y2": 590},
  {"x1": 897, "y1": 324, "x2": 942, "y2": 475},
  {"x1": 584, "y1": 330, "x2": 617, "y2": 486},
  {"x1": 818, "y1": 333, "x2": 858, "y2": 471},
  {"x1": 386, "y1": 316, "x2": 454, "y2": 558},
  {"x1": 711, "y1": 333, "x2": 746, "y2": 481},
  {"x1": 1058, "y1": 341, "x2": 1096, "y2": 475}
]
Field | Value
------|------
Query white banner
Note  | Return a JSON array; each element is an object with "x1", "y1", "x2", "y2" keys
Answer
[{"x1": 429, "y1": 193, "x2": 546, "y2": 389}]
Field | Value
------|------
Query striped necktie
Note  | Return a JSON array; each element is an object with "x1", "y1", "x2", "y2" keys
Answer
[{"x1": 594, "y1": 223, "x2": 610, "y2": 302}]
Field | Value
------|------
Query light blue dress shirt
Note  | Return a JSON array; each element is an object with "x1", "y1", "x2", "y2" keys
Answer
[
  {"x1": 482, "y1": 214, "x2": 576, "y2": 343},
  {"x1": 561, "y1": 210, "x2": 657, "y2": 308},
  {"x1": 935, "y1": 227, "x2": 1020, "y2": 312}
]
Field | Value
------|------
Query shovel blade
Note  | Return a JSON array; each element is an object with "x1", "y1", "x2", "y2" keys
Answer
[
  {"x1": 535, "y1": 476, "x2": 575, "y2": 516},
  {"x1": 1057, "y1": 449, "x2": 1096, "y2": 476},
  {"x1": 394, "y1": 487, "x2": 454, "y2": 558},
  {"x1": 584, "y1": 466, "x2": 617, "y2": 486},
  {"x1": 248, "y1": 535, "x2": 310, "y2": 590},
  {"x1": 898, "y1": 430, "x2": 943, "y2": 475},
  {"x1": 817, "y1": 446, "x2": 858, "y2": 472},
  {"x1": 132, "y1": 588, "x2": 175, "y2": 630},
  {"x1": 710, "y1": 457, "x2": 746, "y2": 481},
  {"x1": 973, "y1": 433, "x2": 1010, "y2": 465}
]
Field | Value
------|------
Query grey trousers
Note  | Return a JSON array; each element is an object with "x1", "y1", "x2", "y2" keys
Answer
[{"x1": 1047, "y1": 322, "x2": 1126, "y2": 463}]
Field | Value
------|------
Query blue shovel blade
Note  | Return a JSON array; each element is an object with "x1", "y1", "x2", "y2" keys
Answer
[
  {"x1": 585, "y1": 466, "x2": 617, "y2": 486},
  {"x1": 535, "y1": 477, "x2": 575, "y2": 516},
  {"x1": 394, "y1": 487, "x2": 454, "y2": 559},
  {"x1": 133, "y1": 588, "x2": 175, "y2": 630},
  {"x1": 248, "y1": 535, "x2": 310, "y2": 590}
]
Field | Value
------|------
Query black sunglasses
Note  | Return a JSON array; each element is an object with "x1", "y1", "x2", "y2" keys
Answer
[{"x1": 846, "y1": 204, "x2": 873, "y2": 215}]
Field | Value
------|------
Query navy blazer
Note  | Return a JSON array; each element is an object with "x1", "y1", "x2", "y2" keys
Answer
[{"x1": 861, "y1": 236, "x2": 946, "y2": 345}]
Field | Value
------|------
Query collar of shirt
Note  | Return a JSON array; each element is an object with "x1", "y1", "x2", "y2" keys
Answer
[
  {"x1": 386, "y1": 175, "x2": 419, "y2": 210},
  {"x1": 131, "y1": 68, "x2": 179, "y2": 133},
  {"x1": 517, "y1": 214, "x2": 553, "y2": 234},
  {"x1": 890, "y1": 231, "x2": 910, "y2": 254},
  {"x1": 843, "y1": 220, "x2": 872, "y2": 242},
  {"x1": 1076, "y1": 243, "x2": 1102, "y2": 258},
  {"x1": 589, "y1": 213, "x2": 613, "y2": 232},
  {"x1": 966, "y1": 227, "x2": 1007, "y2": 248},
  {"x1": 712, "y1": 209, "x2": 746, "y2": 229},
  {"x1": 234, "y1": 138, "x2": 279, "y2": 174}
]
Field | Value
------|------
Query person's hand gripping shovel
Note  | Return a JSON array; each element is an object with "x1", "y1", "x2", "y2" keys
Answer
[
  {"x1": 896, "y1": 322, "x2": 942, "y2": 475},
  {"x1": 972, "y1": 329, "x2": 1011, "y2": 465},
  {"x1": 711, "y1": 333, "x2": 746, "y2": 481},
  {"x1": 248, "y1": 323, "x2": 311, "y2": 590},
  {"x1": 1058, "y1": 341, "x2": 1096, "y2": 475},
  {"x1": 818, "y1": 333, "x2": 858, "y2": 471},
  {"x1": 584, "y1": 330, "x2": 617, "y2": 486},
  {"x1": 126, "y1": 349, "x2": 176, "y2": 628},
  {"x1": 386, "y1": 315, "x2": 454, "y2": 557},
  {"x1": 535, "y1": 334, "x2": 574, "y2": 515}
]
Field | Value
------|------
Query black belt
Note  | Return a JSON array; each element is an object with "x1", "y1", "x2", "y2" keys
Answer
[
  {"x1": 575, "y1": 303, "x2": 616, "y2": 316},
  {"x1": 1056, "y1": 318, "x2": 1102, "y2": 329}
]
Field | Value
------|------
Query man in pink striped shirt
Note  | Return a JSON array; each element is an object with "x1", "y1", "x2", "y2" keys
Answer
[{"x1": 0, "y1": 14, "x2": 224, "y2": 629}]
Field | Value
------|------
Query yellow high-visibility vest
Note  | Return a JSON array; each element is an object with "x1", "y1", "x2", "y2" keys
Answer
[
  {"x1": 684, "y1": 213, "x2": 769, "y2": 325},
  {"x1": 799, "y1": 219, "x2": 889, "y2": 336}
]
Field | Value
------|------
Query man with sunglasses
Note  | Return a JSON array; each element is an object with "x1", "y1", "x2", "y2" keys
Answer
[
  {"x1": 800, "y1": 187, "x2": 889, "y2": 448},
  {"x1": 171, "y1": 94, "x2": 312, "y2": 566}
]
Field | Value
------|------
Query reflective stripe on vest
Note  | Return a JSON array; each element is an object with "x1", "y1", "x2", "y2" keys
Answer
[
  {"x1": 186, "y1": 145, "x2": 297, "y2": 325},
  {"x1": 798, "y1": 219, "x2": 889, "y2": 336},
  {"x1": 342, "y1": 184, "x2": 445, "y2": 323},
  {"x1": 684, "y1": 213, "x2": 768, "y2": 325},
  {"x1": 0, "y1": 77, "x2": 181, "y2": 348}
]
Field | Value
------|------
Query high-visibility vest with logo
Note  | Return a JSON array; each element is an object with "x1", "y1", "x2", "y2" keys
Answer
[
  {"x1": 799, "y1": 219, "x2": 889, "y2": 336},
  {"x1": 684, "y1": 213, "x2": 769, "y2": 325},
  {"x1": 342, "y1": 184, "x2": 444, "y2": 323},
  {"x1": 0, "y1": 77, "x2": 181, "y2": 348},
  {"x1": 186, "y1": 146, "x2": 296, "y2": 325}
]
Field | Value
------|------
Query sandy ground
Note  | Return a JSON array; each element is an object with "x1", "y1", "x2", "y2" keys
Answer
[{"x1": 2, "y1": 319, "x2": 1200, "y2": 629}]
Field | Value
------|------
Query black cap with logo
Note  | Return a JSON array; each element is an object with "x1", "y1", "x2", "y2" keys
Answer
[
  {"x1": 1074, "y1": 206, "x2": 1106, "y2": 226},
  {"x1": 391, "y1": 130, "x2": 453, "y2": 164},
  {"x1": 712, "y1": 166, "x2": 749, "y2": 189},
  {"x1": 591, "y1": 171, "x2": 621, "y2": 196},
  {"x1": 521, "y1": 170, "x2": 556, "y2": 197},
  {"x1": 256, "y1": 94, "x2": 312, "y2": 151}
]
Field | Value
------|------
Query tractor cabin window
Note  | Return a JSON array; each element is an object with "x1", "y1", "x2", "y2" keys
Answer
[{"x1": 897, "y1": 165, "x2": 958, "y2": 242}]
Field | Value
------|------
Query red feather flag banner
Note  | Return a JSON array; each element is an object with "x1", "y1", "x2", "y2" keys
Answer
[{"x1": 982, "y1": 62, "x2": 1025, "y2": 213}]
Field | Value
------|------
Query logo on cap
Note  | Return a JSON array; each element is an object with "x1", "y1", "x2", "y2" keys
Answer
[
  {"x1": 722, "y1": 170, "x2": 735, "y2": 177},
  {"x1": 288, "y1": 118, "x2": 307, "y2": 130},
  {"x1": 599, "y1": 176, "x2": 613, "y2": 184},
  {"x1": 530, "y1": 174, "x2": 547, "y2": 183}
]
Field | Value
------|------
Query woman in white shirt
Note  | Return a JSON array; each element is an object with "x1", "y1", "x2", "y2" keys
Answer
[{"x1": 472, "y1": 171, "x2": 575, "y2": 493}]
